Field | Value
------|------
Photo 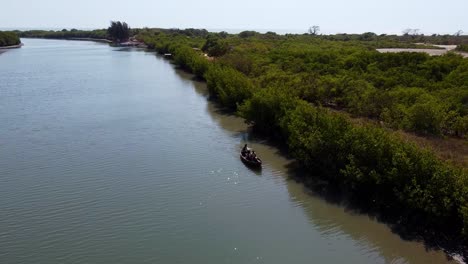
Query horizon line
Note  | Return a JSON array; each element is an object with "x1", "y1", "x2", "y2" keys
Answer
[{"x1": 0, "y1": 27, "x2": 465, "y2": 36}]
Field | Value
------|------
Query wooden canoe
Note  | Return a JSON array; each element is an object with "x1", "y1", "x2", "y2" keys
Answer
[{"x1": 240, "y1": 152, "x2": 262, "y2": 168}]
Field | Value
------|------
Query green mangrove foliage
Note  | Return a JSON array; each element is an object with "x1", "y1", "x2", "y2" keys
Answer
[
  {"x1": 221, "y1": 36, "x2": 468, "y2": 137},
  {"x1": 205, "y1": 65, "x2": 255, "y2": 109},
  {"x1": 138, "y1": 30, "x2": 468, "y2": 138},
  {"x1": 202, "y1": 35, "x2": 229, "y2": 57},
  {"x1": 140, "y1": 31, "x2": 468, "y2": 242},
  {"x1": 240, "y1": 91, "x2": 467, "y2": 239},
  {"x1": 139, "y1": 30, "x2": 468, "y2": 137},
  {"x1": 0, "y1": 31, "x2": 21, "y2": 46},
  {"x1": 278, "y1": 101, "x2": 466, "y2": 232}
]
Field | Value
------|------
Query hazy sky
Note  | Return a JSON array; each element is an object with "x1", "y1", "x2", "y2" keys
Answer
[{"x1": 1, "y1": 0, "x2": 466, "y2": 34}]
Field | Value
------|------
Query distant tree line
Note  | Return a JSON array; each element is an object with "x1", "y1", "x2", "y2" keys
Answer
[
  {"x1": 316, "y1": 33, "x2": 468, "y2": 46},
  {"x1": 164, "y1": 28, "x2": 209, "y2": 38},
  {"x1": 17, "y1": 29, "x2": 109, "y2": 40},
  {"x1": 17, "y1": 21, "x2": 133, "y2": 42}
]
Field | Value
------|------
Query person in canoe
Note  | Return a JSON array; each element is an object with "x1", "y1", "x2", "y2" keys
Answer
[
  {"x1": 250, "y1": 151, "x2": 258, "y2": 161},
  {"x1": 243, "y1": 145, "x2": 258, "y2": 161},
  {"x1": 240, "y1": 145, "x2": 262, "y2": 167},
  {"x1": 242, "y1": 144, "x2": 250, "y2": 155}
]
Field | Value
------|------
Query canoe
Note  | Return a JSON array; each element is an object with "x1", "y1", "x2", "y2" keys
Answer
[{"x1": 240, "y1": 151, "x2": 262, "y2": 168}]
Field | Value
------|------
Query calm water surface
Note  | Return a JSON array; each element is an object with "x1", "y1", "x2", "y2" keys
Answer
[{"x1": 0, "y1": 39, "x2": 455, "y2": 263}]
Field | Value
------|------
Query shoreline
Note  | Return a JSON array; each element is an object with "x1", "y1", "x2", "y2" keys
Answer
[
  {"x1": 0, "y1": 43, "x2": 24, "y2": 49},
  {"x1": 22, "y1": 36, "x2": 112, "y2": 44},
  {"x1": 67, "y1": 37, "x2": 112, "y2": 43},
  {"x1": 21, "y1": 37, "x2": 146, "y2": 48}
]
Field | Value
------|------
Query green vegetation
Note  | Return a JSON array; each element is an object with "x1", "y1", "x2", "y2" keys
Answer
[
  {"x1": 457, "y1": 44, "x2": 468, "y2": 52},
  {"x1": 202, "y1": 34, "x2": 229, "y2": 57},
  {"x1": 139, "y1": 30, "x2": 468, "y2": 243},
  {"x1": 0, "y1": 31, "x2": 21, "y2": 47},
  {"x1": 142, "y1": 30, "x2": 468, "y2": 137},
  {"x1": 107, "y1": 21, "x2": 130, "y2": 43}
]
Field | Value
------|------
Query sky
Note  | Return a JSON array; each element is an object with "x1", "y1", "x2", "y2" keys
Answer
[{"x1": 1, "y1": 0, "x2": 466, "y2": 35}]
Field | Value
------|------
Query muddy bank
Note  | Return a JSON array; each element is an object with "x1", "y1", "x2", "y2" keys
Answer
[
  {"x1": 67, "y1": 38, "x2": 112, "y2": 43},
  {"x1": 0, "y1": 43, "x2": 23, "y2": 49}
]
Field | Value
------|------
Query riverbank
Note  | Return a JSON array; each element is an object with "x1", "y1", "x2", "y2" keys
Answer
[
  {"x1": 17, "y1": 29, "x2": 145, "y2": 48},
  {"x1": 21, "y1": 37, "x2": 148, "y2": 48},
  {"x1": 0, "y1": 30, "x2": 21, "y2": 48},
  {"x1": 22, "y1": 36, "x2": 112, "y2": 44},
  {"x1": 68, "y1": 37, "x2": 112, "y2": 43},
  {"x1": 0, "y1": 43, "x2": 23, "y2": 49}
]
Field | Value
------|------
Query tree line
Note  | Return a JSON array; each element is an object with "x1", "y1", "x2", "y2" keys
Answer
[
  {"x1": 16, "y1": 21, "x2": 132, "y2": 43},
  {"x1": 18, "y1": 29, "x2": 109, "y2": 40}
]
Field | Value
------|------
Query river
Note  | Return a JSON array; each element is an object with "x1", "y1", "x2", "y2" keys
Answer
[{"x1": 0, "y1": 39, "x2": 456, "y2": 263}]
